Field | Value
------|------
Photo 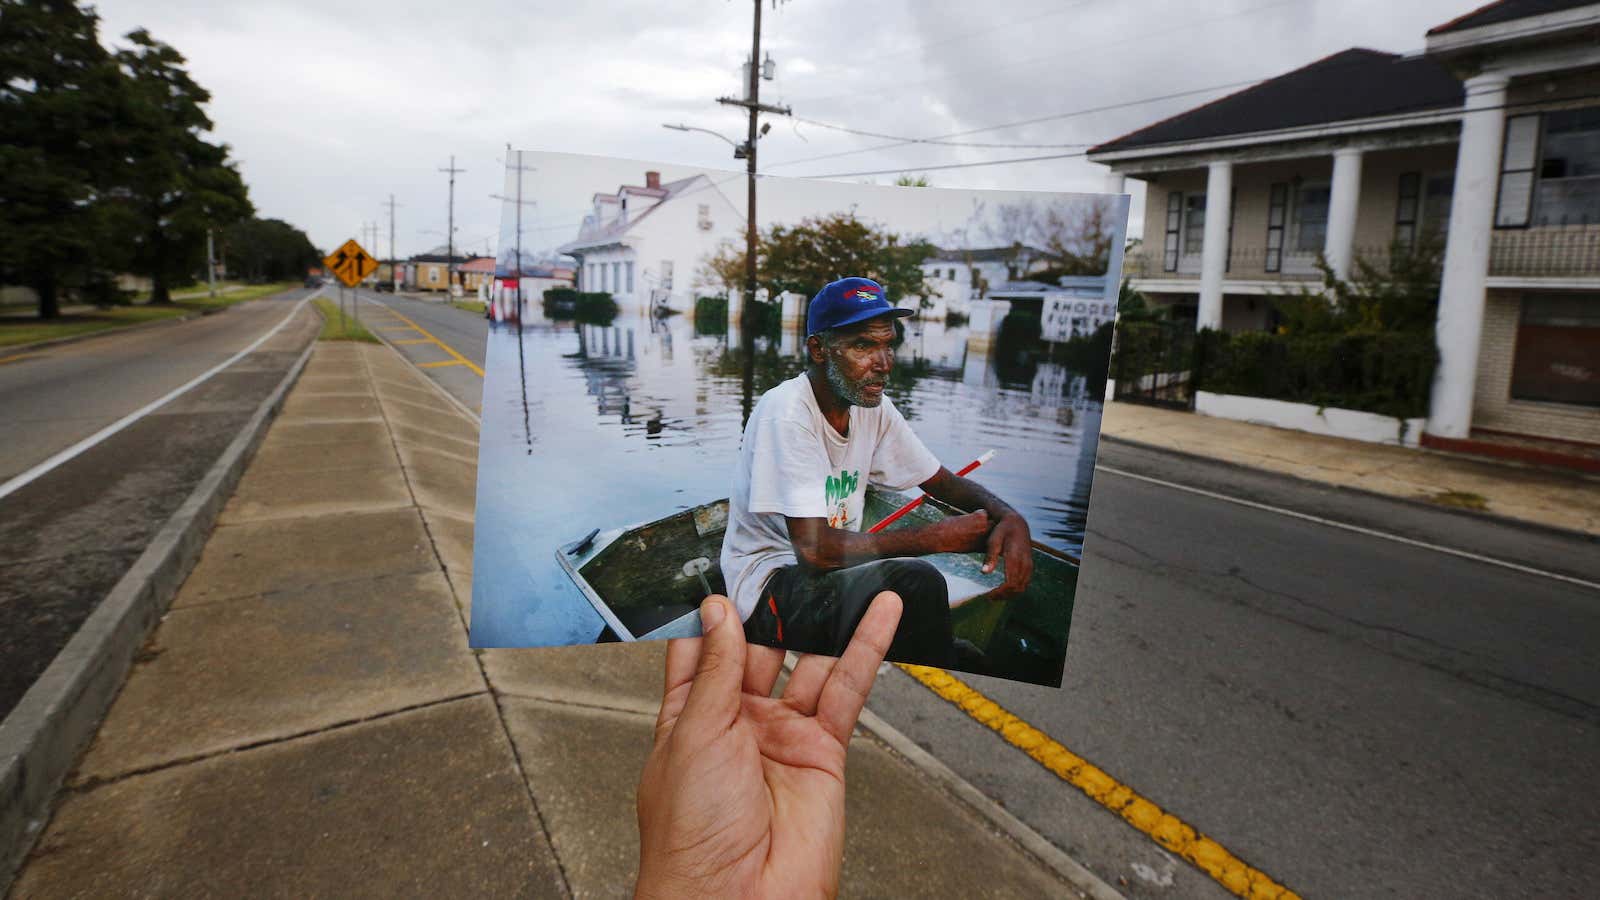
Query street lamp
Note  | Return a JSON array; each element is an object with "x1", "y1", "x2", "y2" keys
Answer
[{"x1": 662, "y1": 123, "x2": 752, "y2": 160}]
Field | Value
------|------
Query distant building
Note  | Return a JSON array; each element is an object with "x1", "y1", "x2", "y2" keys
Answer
[
  {"x1": 458, "y1": 257, "x2": 496, "y2": 293},
  {"x1": 406, "y1": 253, "x2": 471, "y2": 292},
  {"x1": 558, "y1": 170, "x2": 741, "y2": 311},
  {"x1": 989, "y1": 277, "x2": 1116, "y2": 343}
]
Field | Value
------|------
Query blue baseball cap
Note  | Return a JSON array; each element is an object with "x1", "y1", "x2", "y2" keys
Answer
[{"x1": 806, "y1": 277, "x2": 914, "y2": 337}]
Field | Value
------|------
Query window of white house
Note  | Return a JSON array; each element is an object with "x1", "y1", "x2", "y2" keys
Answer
[
  {"x1": 1533, "y1": 107, "x2": 1600, "y2": 226},
  {"x1": 1292, "y1": 184, "x2": 1330, "y2": 253},
  {"x1": 1183, "y1": 194, "x2": 1206, "y2": 255},
  {"x1": 601, "y1": 263, "x2": 609, "y2": 291},
  {"x1": 661, "y1": 260, "x2": 674, "y2": 290},
  {"x1": 612, "y1": 262, "x2": 621, "y2": 293},
  {"x1": 1511, "y1": 294, "x2": 1600, "y2": 407},
  {"x1": 1265, "y1": 183, "x2": 1288, "y2": 272},
  {"x1": 698, "y1": 204, "x2": 713, "y2": 231},
  {"x1": 948, "y1": 268, "x2": 957, "y2": 280},
  {"x1": 625, "y1": 261, "x2": 634, "y2": 293},
  {"x1": 1395, "y1": 172, "x2": 1421, "y2": 248}
]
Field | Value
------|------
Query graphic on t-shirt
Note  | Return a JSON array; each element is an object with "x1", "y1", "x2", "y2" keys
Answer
[{"x1": 824, "y1": 469, "x2": 860, "y2": 529}]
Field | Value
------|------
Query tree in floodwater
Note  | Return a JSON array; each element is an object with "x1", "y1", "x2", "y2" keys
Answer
[
  {"x1": 0, "y1": 0, "x2": 126, "y2": 318},
  {"x1": 114, "y1": 29, "x2": 251, "y2": 304}
]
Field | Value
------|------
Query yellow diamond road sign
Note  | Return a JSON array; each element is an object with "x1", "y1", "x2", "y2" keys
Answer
[{"x1": 324, "y1": 239, "x2": 380, "y2": 288}]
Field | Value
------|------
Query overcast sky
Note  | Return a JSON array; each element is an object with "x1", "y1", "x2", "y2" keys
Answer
[{"x1": 95, "y1": 0, "x2": 1480, "y2": 259}]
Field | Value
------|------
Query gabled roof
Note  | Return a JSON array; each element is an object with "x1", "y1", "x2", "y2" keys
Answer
[
  {"x1": 458, "y1": 257, "x2": 496, "y2": 274},
  {"x1": 1428, "y1": 0, "x2": 1596, "y2": 35},
  {"x1": 409, "y1": 253, "x2": 472, "y2": 264},
  {"x1": 1088, "y1": 49, "x2": 1463, "y2": 156},
  {"x1": 560, "y1": 175, "x2": 712, "y2": 254}
]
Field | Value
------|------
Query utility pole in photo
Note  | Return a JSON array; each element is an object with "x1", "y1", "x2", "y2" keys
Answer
[
  {"x1": 383, "y1": 194, "x2": 401, "y2": 292},
  {"x1": 439, "y1": 155, "x2": 465, "y2": 298},
  {"x1": 491, "y1": 147, "x2": 538, "y2": 321},
  {"x1": 715, "y1": 0, "x2": 790, "y2": 424}
]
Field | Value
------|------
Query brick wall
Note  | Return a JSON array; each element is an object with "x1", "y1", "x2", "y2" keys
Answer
[{"x1": 1472, "y1": 290, "x2": 1600, "y2": 444}]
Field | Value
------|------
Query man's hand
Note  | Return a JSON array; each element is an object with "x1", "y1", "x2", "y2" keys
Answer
[
  {"x1": 636, "y1": 593, "x2": 903, "y2": 899},
  {"x1": 982, "y1": 511, "x2": 1033, "y2": 598}
]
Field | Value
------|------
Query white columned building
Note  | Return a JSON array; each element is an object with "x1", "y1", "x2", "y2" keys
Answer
[
  {"x1": 1427, "y1": 71, "x2": 1510, "y2": 440},
  {"x1": 1196, "y1": 160, "x2": 1233, "y2": 330},
  {"x1": 1324, "y1": 148, "x2": 1364, "y2": 280}
]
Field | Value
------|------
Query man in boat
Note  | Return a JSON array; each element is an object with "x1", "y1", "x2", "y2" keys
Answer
[{"x1": 720, "y1": 276, "x2": 1034, "y2": 667}]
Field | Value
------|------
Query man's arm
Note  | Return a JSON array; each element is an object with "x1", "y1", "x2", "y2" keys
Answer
[
  {"x1": 785, "y1": 510, "x2": 991, "y2": 572},
  {"x1": 919, "y1": 466, "x2": 1034, "y2": 597}
]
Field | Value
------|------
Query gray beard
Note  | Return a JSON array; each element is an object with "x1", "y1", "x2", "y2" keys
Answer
[{"x1": 825, "y1": 356, "x2": 884, "y2": 408}]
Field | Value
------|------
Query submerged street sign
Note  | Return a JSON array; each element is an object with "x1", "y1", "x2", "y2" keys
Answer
[{"x1": 324, "y1": 239, "x2": 379, "y2": 288}]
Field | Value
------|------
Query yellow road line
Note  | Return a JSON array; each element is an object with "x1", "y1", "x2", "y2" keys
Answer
[
  {"x1": 374, "y1": 304, "x2": 484, "y2": 377},
  {"x1": 898, "y1": 665, "x2": 1300, "y2": 900},
  {"x1": 0, "y1": 352, "x2": 42, "y2": 366},
  {"x1": 393, "y1": 338, "x2": 433, "y2": 345},
  {"x1": 419, "y1": 359, "x2": 466, "y2": 369}
]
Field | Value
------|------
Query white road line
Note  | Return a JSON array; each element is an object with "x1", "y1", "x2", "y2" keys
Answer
[
  {"x1": 0, "y1": 290, "x2": 320, "y2": 502},
  {"x1": 1096, "y1": 464, "x2": 1600, "y2": 593}
]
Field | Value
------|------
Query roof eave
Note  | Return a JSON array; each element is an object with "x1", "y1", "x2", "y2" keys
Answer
[
  {"x1": 1087, "y1": 107, "x2": 1464, "y2": 168},
  {"x1": 1425, "y1": 4, "x2": 1600, "y2": 54}
]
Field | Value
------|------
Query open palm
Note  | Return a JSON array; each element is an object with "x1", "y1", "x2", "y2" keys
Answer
[{"x1": 636, "y1": 592, "x2": 903, "y2": 900}]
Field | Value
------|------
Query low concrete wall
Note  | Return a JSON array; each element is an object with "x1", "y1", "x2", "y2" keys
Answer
[{"x1": 1195, "y1": 390, "x2": 1427, "y2": 447}]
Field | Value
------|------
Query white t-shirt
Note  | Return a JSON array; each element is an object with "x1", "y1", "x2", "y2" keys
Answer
[{"x1": 721, "y1": 373, "x2": 942, "y2": 622}]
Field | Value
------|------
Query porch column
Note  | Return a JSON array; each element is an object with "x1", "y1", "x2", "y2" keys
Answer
[
  {"x1": 1324, "y1": 147, "x2": 1363, "y2": 280},
  {"x1": 1104, "y1": 172, "x2": 1127, "y2": 195},
  {"x1": 1427, "y1": 72, "x2": 1509, "y2": 439},
  {"x1": 1197, "y1": 160, "x2": 1232, "y2": 331}
]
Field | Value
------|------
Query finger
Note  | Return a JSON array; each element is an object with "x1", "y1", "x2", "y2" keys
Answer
[
  {"x1": 781, "y1": 650, "x2": 838, "y2": 715},
  {"x1": 982, "y1": 531, "x2": 1002, "y2": 574},
  {"x1": 743, "y1": 642, "x2": 786, "y2": 697},
  {"x1": 816, "y1": 591, "x2": 902, "y2": 743},
  {"x1": 655, "y1": 637, "x2": 702, "y2": 737},
  {"x1": 678, "y1": 595, "x2": 747, "y2": 734}
]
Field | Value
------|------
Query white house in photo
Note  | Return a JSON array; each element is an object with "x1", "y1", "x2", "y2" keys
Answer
[
  {"x1": 558, "y1": 170, "x2": 741, "y2": 313},
  {"x1": 917, "y1": 245, "x2": 1059, "y2": 318}
]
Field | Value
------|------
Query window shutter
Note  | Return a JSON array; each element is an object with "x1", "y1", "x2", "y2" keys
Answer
[
  {"x1": 1395, "y1": 172, "x2": 1420, "y2": 248},
  {"x1": 1495, "y1": 115, "x2": 1540, "y2": 228},
  {"x1": 1265, "y1": 184, "x2": 1287, "y2": 272},
  {"x1": 1163, "y1": 192, "x2": 1182, "y2": 272}
]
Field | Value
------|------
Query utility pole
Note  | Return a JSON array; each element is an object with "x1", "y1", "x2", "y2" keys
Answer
[
  {"x1": 439, "y1": 155, "x2": 465, "y2": 297},
  {"x1": 716, "y1": 0, "x2": 790, "y2": 423},
  {"x1": 492, "y1": 149, "x2": 539, "y2": 319},
  {"x1": 383, "y1": 194, "x2": 401, "y2": 291}
]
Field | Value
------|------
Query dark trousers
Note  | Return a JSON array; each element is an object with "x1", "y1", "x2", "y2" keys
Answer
[{"x1": 744, "y1": 558, "x2": 953, "y2": 667}]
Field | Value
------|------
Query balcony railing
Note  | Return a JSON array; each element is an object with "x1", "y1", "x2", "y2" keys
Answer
[
  {"x1": 1127, "y1": 225, "x2": 1600, "y2": 285},
  {"x1": 1489, "y1": 225, "x2": 1600, "y2": 278}
]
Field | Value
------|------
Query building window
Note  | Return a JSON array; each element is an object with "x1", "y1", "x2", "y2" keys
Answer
[
  {"x1": 1533, "y1": 107, "x2": 1600, "y2": 226},
  {"x1": 1163, "y1": 192, "x2": 1182, "y2": 272},
  {"x1": 625, "y1": 261, "x2": 634, "y2": 293},
  {"x1": 1183, "y1": 194, "x2": 1206, "y2": 255},
  {"x1": 661, "y1": 260, "x2": 674, "y2": 290},
  {"x1": 1265, "y1": 183, "x2": 1287, "y2": 272},
  {"x1": 1510, "y1": 294, "x2": 1600, "y2": 407},
  {"x1": 612, "y1": 262, "x2": 621, "y2": 293},
  {"x1": 1396, "y1": 172, "x2": 1421, "y2": 248},
  {"x1": 698, "y1": 204, "x2": 713, "y2": 231},
  {"x1": 1293, "y1": 183, "x2": 1330, "y2": 253},
  {"x1": 428, "y1": 267, "x2": 439, "y2": 283},
  {"x1": 948, "y1": 268, "x2": 957, "y2": 280},
  {"x1": 1496, "y1": 114, "x2": 1540, "y2": 227}
]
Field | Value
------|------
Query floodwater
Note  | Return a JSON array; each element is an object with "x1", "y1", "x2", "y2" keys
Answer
[{"x1": 469, "y1": 300, "x2": 1104, "y2": 648}]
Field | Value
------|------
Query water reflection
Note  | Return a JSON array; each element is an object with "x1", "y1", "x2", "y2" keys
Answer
[{"x1": 471, "y1": 298, "x2": 1105, "y2": 648}]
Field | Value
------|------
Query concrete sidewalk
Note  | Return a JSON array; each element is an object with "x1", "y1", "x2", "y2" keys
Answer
[
  {"x1": 1102, "y1": 401, "x2": 1600, "y2": 537},
  {"x1": 10, "y1": 340, "x2": 1087, "y2": 898}
]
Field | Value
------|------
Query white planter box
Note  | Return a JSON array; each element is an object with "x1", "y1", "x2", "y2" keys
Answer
[{"x1": 1195, "y1": 391, "x2": 1427, "y2": 447}]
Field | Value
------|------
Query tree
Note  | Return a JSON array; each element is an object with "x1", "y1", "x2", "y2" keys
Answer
[
  {"x1": 223, "y1": 217, "x2": 321, "y2": 282},
  {"x1": 980, "y1": 196, "x2": 1117, "y2": 279},
  {"x1": 893, "y1": 174, "x2": 930, "y2": 187},
  {"x1": 0, "y1": 0, "x2": 127, "y2": 317},
  {"x1": 114, "y1": 29, "x2": 251, "y2": 304},
  {"x1": 695, "y1": 214, "x2": 937, "y2": 311}
]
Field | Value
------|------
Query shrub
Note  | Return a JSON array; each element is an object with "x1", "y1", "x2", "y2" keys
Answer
[
  {"x1": 694, "y1": 295, "x2": 727, "y2": 335},
  {"x1": 1196, "y1": 329, "x2": 1437, "y2": 419}
]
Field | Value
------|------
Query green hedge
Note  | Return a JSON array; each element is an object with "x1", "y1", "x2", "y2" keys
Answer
[
  {"x1": 694, "y1": 296, "x2": 727, "y2": 334},
  {"x1": 543, "y1": 288, "x2": 617, "y2": 324},
  {"x1": 1196, "y1": 329, "x2": 1437, "y2": 419}
]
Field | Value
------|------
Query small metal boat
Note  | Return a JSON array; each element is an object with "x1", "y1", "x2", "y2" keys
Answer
[{"x1": 556, "y1": 487, "x2": 1078, "y2": 686}]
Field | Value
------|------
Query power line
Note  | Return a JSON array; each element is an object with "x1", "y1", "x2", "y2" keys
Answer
[{"x1": 803, "y1": 86, "x2": 1593, "y2": 180}]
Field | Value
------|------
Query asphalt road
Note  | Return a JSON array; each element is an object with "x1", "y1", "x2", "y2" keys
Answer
[
  {"x1": 0, "y1": 289, "x2": 325, "y2": 482},
  {"x1": 357, "y1": 292, "x2": 1600, "y2": 898}
]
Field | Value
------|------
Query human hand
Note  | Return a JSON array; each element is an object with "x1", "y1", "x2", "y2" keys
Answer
[
  {"x1": 636, "y1": 592, "x2": 903, "y2": 899},
  {"x1": 982, "y1": 511, "x2": 1033, "y2": 598},
  {"x1": 934, "y1": 509, "x2": 990, "y2": 554}
]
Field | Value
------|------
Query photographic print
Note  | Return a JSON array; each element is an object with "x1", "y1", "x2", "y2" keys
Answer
[{"x1": 470, "y1": 149, "x2": 1129, "y2": 688}]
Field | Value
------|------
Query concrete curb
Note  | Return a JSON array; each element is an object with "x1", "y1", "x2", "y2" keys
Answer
[
  {"x1": 1101, "y1": 433, "x2": 1600, "y2": 545},
  {"x1": 854, "y1": 702, "x2": 1126, "y2": 900},
  {"x1": 0, "y1": 338, "x2": 316, "y2": 893}
]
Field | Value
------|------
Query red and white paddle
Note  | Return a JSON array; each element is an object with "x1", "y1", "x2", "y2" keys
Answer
[{"x1": 867, "y1": 450, "x2": 995, "y2": 534}]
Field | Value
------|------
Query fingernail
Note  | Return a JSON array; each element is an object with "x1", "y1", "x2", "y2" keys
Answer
[{"x1": 701, "y1": 597, "x2": 726, "y2": 630}]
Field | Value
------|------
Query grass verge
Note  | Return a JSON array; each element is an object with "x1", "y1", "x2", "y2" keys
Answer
[
  {"x1": 312, "y1": 298, "x2": 380, "y2": 342},
  {"x1": 451, "y1": 299, "x2": 486, "y2": 315},
  {"x1": 1426, "y1": 489, "x2": 1490, "y2": 511},
  {"x1": 0, "y1": 281, "x2": 301, "y2": 349}
]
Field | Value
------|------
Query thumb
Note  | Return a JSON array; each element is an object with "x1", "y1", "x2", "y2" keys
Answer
[{"x1": 677, "y1": 595, "x2": 747, "y2": 734}]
